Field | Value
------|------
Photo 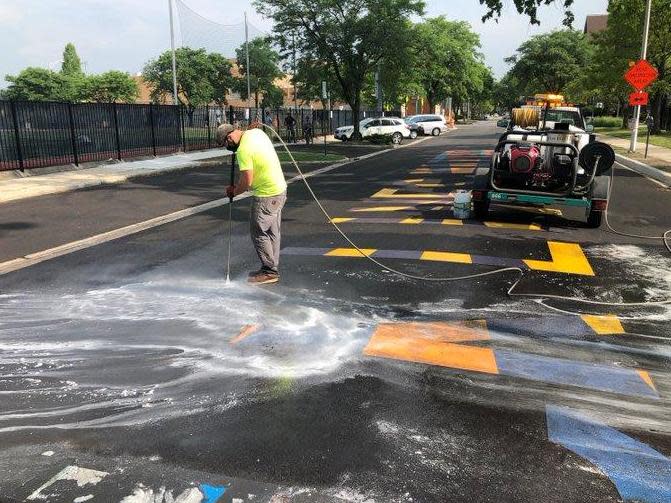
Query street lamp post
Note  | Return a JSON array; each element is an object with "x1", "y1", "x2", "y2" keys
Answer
[{"x1": 629, "y1": 0, "x2": 653, "y2": 152}]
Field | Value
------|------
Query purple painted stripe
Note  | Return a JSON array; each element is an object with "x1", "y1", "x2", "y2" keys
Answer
[
  {"x1": 471, "y1": 255, "x2": 527, "y2": 268},
  {"x1": 374, "y1": 249, "x2": 424, "y2": 260},
  {"x1": 282, "y1": 247, "x2": 331, "y2": 256}
]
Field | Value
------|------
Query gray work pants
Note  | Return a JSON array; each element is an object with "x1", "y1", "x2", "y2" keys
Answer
[{"x1": 250, "y1": 192, "x2": 287, "y2": 273}]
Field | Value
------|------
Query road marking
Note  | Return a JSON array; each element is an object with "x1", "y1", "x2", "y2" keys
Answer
[
  {"x1": 495, "y1": 350, "x2": 657, "y2": 398},
  {"x1": 230, "y1": 324, "x2": 260, "y2": 345},
  {"x1": 28, "y1": 466, "x2": 108, "y2": 501},
  {"x1": 400, "y1": 217, "x2": 424, "y2": 224},
  {"x1": 637, "y1": 370, "x2": 657, "y2": 392},
  {"x1": 283, "y1": 241, "x2": 593, "y2": 275},
  {"x1": 484, "y1": 221, "x2": 542, "y2": 231},
  {"x1": 371, "y1": 188, "x2": 455, "y2": 199},
  {"x1": 581, "y1": 314, "x2": 625, "y2": 335},
  {"x1": 362, "y1": 322, "x2": 656, "y2": 398},
  {"x1": 364, "y1": 321, "x2": 498, "y2": 374},
  {"x1": 325, "y1": 248, "x2": 377, "y2": 257},
  {"x1": 329, "y1": 216, "x2": 548, "y2": 231},
  {"x1": 547, "y1": 405, "x2": 671, "y2": 502},
  {"x1": 524, "y1": 241, "x2": 595, "y2": 276},
  {"x1": 421, "y1": 251, "x2": 472, "y2": 264}
]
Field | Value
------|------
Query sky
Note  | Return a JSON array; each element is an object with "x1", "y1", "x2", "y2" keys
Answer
[{"x1": 0, "y1": 0, "x2": 609, "y2": 88}]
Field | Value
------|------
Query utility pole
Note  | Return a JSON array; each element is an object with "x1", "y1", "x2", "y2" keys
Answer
[
  {"x1": 292, "y1": 32, "x2": 298, "y2": 112},
  {"x1": 245, "y1": 11, "x2": 252, "y2": 114},
  {"x1": 629, "y1": 0, "x2": 653, "y2": 152},
  {"x1": 168, "y1": 0, "x2": 178, "y2": 105},
  {"x1": 375, "y1": 62, "x2": 383, "y2": 115}
]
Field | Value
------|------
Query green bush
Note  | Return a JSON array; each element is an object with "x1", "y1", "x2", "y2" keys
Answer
[{"x1": 591, "y1": 116, "x2": 622, "y2": 128}]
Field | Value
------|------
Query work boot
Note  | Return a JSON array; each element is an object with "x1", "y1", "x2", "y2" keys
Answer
[{"x1": 247, "y1": 270, "x2": 279, "y2": 285}]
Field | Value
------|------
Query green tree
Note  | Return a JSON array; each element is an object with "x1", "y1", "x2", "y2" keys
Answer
[
  {"x1": 4, "y1": 67, "x2": 68, "y2": 101},
  {"x1": 84, "y1": 71, "x2": 139, "y2": 103},
  {"x1": 143, "y1": 47, "x2": 234, "y2": 113},
  {"x1": 412, "y1": 17, "x2": 484, "y2": 111},
  {"x1": 480, "y1": 0, "x2": 576, "y2": 26},
  {"x1": 61, "y1": 43, "x2": 84, "y2": 77},
  {"x1": 262, "y1": 85, "x2": 285, "y2": 108},
  {"x1": 254, "y1": 0, "x2": 425, "y2": 138},
  {"x1": 503, "y1": 30, "x2": 593, "y2": 99},
  {"x1": 234, "y1": 37, "x2": 283, "y2": 108}
]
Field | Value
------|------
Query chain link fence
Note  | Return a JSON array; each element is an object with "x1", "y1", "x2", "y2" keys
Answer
[{"x1": 0, "y1": 100, "x2": 402, "y2": 171}]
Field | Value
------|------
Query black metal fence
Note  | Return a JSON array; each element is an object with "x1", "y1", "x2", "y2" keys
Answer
[{"x1": 0, "y1": 100, "x2": 401, "y2": 171}]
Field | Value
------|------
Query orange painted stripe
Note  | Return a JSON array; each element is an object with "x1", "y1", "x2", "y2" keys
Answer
[
  {"x1": 364, "y1": 322, "x2": 498, "y2": 374},
  {"x1": 230, "y1": 324, "x2": 260, "y2": 345},
  {"x1": 637, "y1": 370, "x2": 657, "y2": 392},
  {"x1": 374, "y1": 320, "x2": 489, "y2": 344}
]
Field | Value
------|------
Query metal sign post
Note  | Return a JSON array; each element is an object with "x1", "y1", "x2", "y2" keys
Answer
[{"x1": 629, "y1": 0, "x2": 653, "y2": 152}]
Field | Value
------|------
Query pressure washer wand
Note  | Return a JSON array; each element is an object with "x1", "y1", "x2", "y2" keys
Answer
[{"x1": 225, "y1": 153, "x2": 235, "y2": 284}]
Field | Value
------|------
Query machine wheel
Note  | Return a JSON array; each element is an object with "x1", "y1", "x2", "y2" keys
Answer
[
  {"x1": 410, "y1": 131, "x2": 418, "y2": 139},
  {"x1": 587, "y1": 209, "x2": 603, "y2": 228},
  {"x1": 432, "y1": 128, "x2": 441, "y2": 136},
  {"x1": 473, "y1": 199, "x2": 490, "y2": 220},
  {"x1": 391, "y1": 132, "x2": 403, "y2": 144}
]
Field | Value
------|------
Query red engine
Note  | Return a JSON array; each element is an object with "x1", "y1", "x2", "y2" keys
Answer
[{"x1": 509, "y1": 145, "x2": 541, "y2": 173}]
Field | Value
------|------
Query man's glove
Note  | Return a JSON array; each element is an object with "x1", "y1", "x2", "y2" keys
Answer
[{"x1": 226, "y1": 185, "x2": 236, "y2": 199}]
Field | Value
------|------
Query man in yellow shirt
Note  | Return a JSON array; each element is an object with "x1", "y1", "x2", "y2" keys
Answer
[{"x1": 217, "y1": 123, "x2": 287, "y2": 285}]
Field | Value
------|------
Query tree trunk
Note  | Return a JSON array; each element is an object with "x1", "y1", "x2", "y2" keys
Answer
[
  {"x1": 352, "y1": 97, "x2": 361, "y2": 140},
  {"x1": 255, "y1": 90, "x2": 259, "y2": 109}
]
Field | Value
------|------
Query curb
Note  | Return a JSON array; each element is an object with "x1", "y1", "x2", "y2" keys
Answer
[{"x1": 614, "y1": 153, "x2": 671, "y2": 188}]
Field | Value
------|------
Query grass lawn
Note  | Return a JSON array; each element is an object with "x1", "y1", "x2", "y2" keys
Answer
[
  {"x1": 277, "y1": 151, "x2": 347, "y2": 163},
  {"x1": 596, "y1": 126, "x2": 671, "y2": 149}
]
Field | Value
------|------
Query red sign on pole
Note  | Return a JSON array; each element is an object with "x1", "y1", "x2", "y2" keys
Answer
[
  {"x1": 625, "y1": 60, "x2": 658, "y2": 91},
  {"x1": 629, "y1": 91, "x2": 649, "y2": 106}
]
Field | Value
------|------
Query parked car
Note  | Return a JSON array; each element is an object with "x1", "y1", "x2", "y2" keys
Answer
[
  {"x1": 405, "y1": 114, "x2": 449, "y2": 136},
  {"x1": 334, "y1": 117, "x2": 411, "y2": 144},
  {"x1": 496, "y1": 118, "x2": 510, "y2": 128},
  {"x1": 403, "y1": 119, "x2": 420, "y2": 139}
]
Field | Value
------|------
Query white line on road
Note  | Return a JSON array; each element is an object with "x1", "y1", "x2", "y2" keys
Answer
[{"x1": 0, "y1": 137, "x2": 432, "y2": 277}]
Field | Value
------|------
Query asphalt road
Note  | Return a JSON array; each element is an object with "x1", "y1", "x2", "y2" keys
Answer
[{"x1": 1, "y1": 121, "x2": 670, "y2": 503}]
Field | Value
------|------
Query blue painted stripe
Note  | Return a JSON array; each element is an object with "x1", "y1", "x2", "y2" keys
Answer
[
  {"x1": 200, "y1": 484, "x2": 227, "y2": 503},
  {"x1": 546, "y1": 405, "x2": 671, "y2": 503},
  {"x1": 495, "y1": 350, "x2": 658, "y2": 399}
]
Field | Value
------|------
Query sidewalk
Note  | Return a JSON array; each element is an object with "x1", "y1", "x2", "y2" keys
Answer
[
  {"x1": 0, "y1": 149, "x2": 234, "y2": 205},
  {"x1": 597, "y1": 133, "x2": 671, "y2": 186}
]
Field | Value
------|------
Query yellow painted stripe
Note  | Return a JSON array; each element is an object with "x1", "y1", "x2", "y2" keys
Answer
[
  {"x1": 371, "y1": 188, "x2": 453, "y2": 199},
  {"x1": 331, "y1": 217, "x2": 355, "y2": 224},
  {"x1": 484, "y1": 221, "x2": 542, "y2": 231},
  {"x1": 637, "y1": 370, "x2": 657, "y2": 392},
  {"x1": 326, "y1": 248, "x2": 376, "y2": 257},
  {"x1": 441, "y1": 219, "x2": 464, "y2": 226},
  {"x1": 351, "y1": 206, "x2": 413, "y2": 212},
  {"x1": 581, "y1": 314, "x2": 625, "y2": 335},
  {"x1": 401, "y1": 217, "x2": 424, "y2": 224},
  {"x1": 416, "y1": 183, "x2": 447, "y2": 188},
  {"x1": 420, "y1": 251, "x2": 472, "y2": 264},
  {"x1": 449, "y1": 168, "x2": 476, "y2": 174},
  {"x1": 404, "y1": 179, "x2": 424, "y2": 183},
  {"x1": 524, "y1": 241, "x2": 595, "y2": 276}
]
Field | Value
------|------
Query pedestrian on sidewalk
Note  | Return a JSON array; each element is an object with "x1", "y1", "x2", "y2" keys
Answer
[
  {"x1": 216, "y1": 123, "x2": 287, "y2": 285},
  {"x1": 284, "y1": 112, "x2": 297, "y2": 143}
]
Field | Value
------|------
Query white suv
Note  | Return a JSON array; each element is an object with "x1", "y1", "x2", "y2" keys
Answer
[
  {"x1": 335, "y1": 117, "x2": 411, "y2": 144},
  {"x1": 405, "y1": 114, "x2": 448, "y2": 136}
]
